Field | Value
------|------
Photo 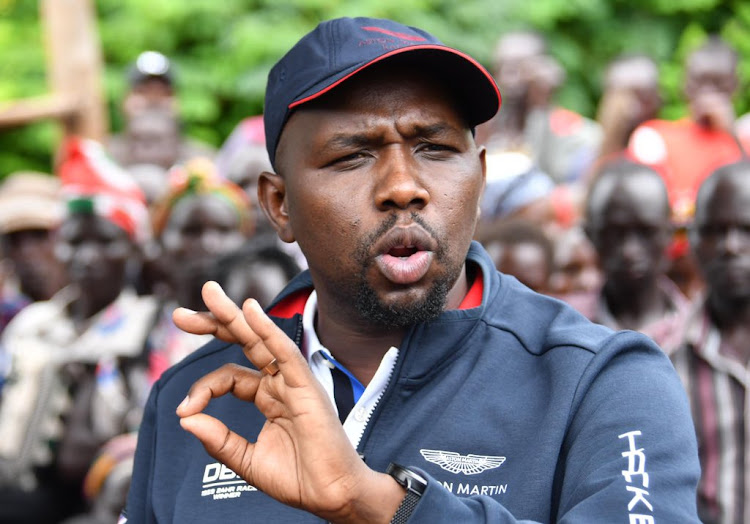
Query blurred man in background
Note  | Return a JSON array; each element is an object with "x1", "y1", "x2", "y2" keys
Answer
[
  {"x1": 0, "y1": 172, "x2": 67, "y2": 335},
  {"x1": 671, "y1": 160, "x2": 750, "y2": 524},
  {"x1": 108, "y1": 50, "x2": 215, "y2": 172},
  {"x1": 0, "y1": 138, "x2": 157, "y2": 523},
  {"x1": 477, "y1": 30, "x2": 602, "y2": 185},
  {"x1": 585, "y1": 160, "x2": 691, "y2": 354},
  {"x1": 595, "y1": 54, "x2": 661, "y2": 163}
]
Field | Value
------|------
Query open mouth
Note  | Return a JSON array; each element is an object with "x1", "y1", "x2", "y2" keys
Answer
[
  {"x1": 374, "y1": 227, "x2": 437, "y2": 285},
  {"x1": 388, "y1": 245, "x2": 420, "y2": 258}
]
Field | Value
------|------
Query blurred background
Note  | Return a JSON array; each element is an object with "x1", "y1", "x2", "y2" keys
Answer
[{"x1": 1, "y1": 0, "x2": 750, "y2": 176}]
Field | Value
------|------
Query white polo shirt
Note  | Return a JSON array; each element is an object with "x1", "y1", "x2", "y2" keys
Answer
[{"x1": 301, "y1": 290, "x2": 398, "y2": 448}]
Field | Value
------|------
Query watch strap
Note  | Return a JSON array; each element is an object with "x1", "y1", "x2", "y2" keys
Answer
[
  {"x1": 387, "y1": 463, "x2": 426, "y2": 524},
  {"x1": 391, "y1": 490, "x2": 420, "y2": 524}
]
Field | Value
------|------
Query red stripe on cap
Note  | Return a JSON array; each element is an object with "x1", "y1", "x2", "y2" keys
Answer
[
  {"x1": 289, "y1": 44, "x2": 501, "y2": 112},
  {"x1": 361, "y1": 26, "x2": 427, "y2": 42}
]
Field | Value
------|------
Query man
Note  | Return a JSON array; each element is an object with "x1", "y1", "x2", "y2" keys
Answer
[
  {"x1": 547, "y1": 225, "x2": 603, "y2": 320},
  {"x1": 108, "y1": 50, "x2": 215, "y2": 170},
  {"x1": 0, "y1": 172, "x2": 67, "y2": 334},
  {"x1": 584, "y1": 160, "x2": 691, "y2": 354},
  {"x1": 671, "y1": 161, "x2": 750, "y2": 524},
  {"x1": 475, "y1": 218, "x2": 554, "y2": 294},
  {"x1": 595, "y1": 54, "x2": 661, "y2": 162},
  {"x1": 628, "y1": 37, "x2": 748, "y2": 225},
  {"x1": 627, "y1": 37, "x2": 746, "y2": 303},
  {"x1": 126, "y1": 17, "x2": 700, "y2": 523},
  {"x1": 0, "y1": 138, "x2": 157, "y2": 523},
  {"x1": 476, "y1": 31, "x2": 601, "y2": 185},
  {"x1": 145, "y1": 158, "x2": 253, "y2": 383}
]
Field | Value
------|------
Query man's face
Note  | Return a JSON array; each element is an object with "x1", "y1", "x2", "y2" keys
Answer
[
  {"x1": 161, "y1": 194, "x2": 248, "y2": 302},
  {"x1": 488, "y1": 241, "x2": 550, "y2": 293},
  {"x1": 549, "y1": 227, "x2": 602, "y2": 295},
  {"x1": 2, "y1": 228, "x2": 65, "y2": 301},
  {"x1": 587, "y1": 175, "x2": 671, "y2": 286},
  {"x1": 126, "y1": 110, "x2": 180, "y2": 168},
  {"x1": 55, "y1": 214, "x2": 131, "y2": 300},
  {"x1": 685, "y1": 51, "x2": 737, "y2": 128},
  {"x1": 493, "y1": 33, "x2": 546, "y2": 102},
  {"x1": 693, "y1": 175, "x2": 750, "y2": 306},
  {"x1": 267, "y1": 67, "x2": 485, "y2": 327},
  {"x1": 604, "y1": 60, "x2": 661, "y2": 133}
]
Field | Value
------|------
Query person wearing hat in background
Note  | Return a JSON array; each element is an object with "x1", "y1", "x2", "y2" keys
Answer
[
  {"x1": 0, "y1": 138, "x2": 158, "y2": 524},
  {"x1": 0, "y1": 172, "x2": 67, "y2": 336},
  {"x1": 108, "y1": 50, "x2": 215, "y2": 176},
  {"x1": 126, "y1": 17, "x2": 699, "y2": 523}
]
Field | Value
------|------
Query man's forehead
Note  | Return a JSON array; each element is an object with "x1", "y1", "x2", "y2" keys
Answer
[
  {"x1": 688, "y1": 52, "x2": 735, "y2": 77},
  {"x1": 277, "y1": 69, "x2": 470, "y2": 148}
]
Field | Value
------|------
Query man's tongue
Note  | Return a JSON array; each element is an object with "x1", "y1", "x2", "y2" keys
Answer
[{"x1": 376, "y1": 246, "x2": 434, "y2": 285}]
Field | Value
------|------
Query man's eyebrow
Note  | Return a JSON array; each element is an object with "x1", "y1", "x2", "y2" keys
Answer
[
  {"x1": 412, "y1": 122, "x2": 459, "y2": 138},
  {"x1": 321, "y1": 122, "x2": 462, "y2": 151},
  {"x1": 322, "y1": 133, "x2": 375, "y2": 150}
]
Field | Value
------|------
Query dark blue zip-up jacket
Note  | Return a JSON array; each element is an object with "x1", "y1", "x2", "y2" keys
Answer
[{"x1": 126, "y1": 242, "x2": 700, "y2": 522}]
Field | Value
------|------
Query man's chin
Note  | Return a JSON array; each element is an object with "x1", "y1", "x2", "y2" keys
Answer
[{"x1": 355, "y1": 280, "x2": 450, "y2": 328}]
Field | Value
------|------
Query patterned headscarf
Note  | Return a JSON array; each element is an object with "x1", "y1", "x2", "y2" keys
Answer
[
  {"x1": 151, "y1": 157, "x2": 253, "y2": 237},
  {"x1": 57, "y1": 137, "x2": 150, "y2": 242}
]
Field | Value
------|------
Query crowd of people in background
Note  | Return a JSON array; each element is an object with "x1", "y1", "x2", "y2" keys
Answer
[{"x1": 0, "y1": 28, "x2": 747, "y2": 524}]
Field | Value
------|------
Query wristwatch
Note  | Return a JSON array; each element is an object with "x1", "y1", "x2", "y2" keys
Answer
[{"x1": 386, "y1": 463, "x2": 427, "y2": 524}]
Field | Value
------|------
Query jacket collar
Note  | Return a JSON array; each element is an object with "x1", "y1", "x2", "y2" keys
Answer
[{"x1": 266, "y1": 241, "x2": 498, "y2": 380}]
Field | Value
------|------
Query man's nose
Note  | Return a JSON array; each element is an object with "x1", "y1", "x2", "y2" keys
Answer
[
  {"x1": 199, "y1": 230, "x2": 223, "y2": 252},
  {"x1": 720, "y1": 226, "x2": 748, "y2": 254},
  {"x1": 621, "y1": 233, "x2": 646, "y2": 260},
  {"x1": 74, "y1": 242, "x2": 101, "y2": 267},
  {"x1": 373, "y1": 150, "x2": 430, "y2": 211}
]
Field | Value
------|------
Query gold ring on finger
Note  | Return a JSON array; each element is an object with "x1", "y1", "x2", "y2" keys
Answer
[{"x1": 261, "y1": 358, "x2": 280, "y2": 376}]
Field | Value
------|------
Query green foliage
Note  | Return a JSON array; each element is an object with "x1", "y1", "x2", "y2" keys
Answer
[{"x1": 1, "y1": 0, "x2": 750, "y2": 178}]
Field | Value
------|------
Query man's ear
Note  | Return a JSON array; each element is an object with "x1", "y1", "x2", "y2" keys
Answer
[
  {"x1": 477, "y1": 146, "x2": 487, "y2": 222},
  {"x1": 257, "y1": 171, "x2": 295, "y2": 243},
  {"x1": 582, "y1": 222, "x2": 597, "y2": 248}
]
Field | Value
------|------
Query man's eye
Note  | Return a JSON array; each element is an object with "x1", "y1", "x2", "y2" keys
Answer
[
  {"x1": 326, "y1": 152, "x2": 369, "y2": 168},
  {"x1": 417, "y1": 143, "x2": 456, "y2": 155}
]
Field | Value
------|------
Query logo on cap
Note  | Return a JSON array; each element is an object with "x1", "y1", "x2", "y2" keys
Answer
[{"x1": 361, "y1": 26, "x2": 427, "y2": 42}]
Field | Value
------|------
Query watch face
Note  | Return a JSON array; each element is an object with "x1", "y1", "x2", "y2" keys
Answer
[{"x1": 387, "y1": 463, "x2": 427, "y2": 495}]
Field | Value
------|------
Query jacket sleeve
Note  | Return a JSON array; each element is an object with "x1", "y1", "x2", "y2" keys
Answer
[
  {"x1": 123, "y1": 379, "x2": 160, "y2": 524},
  {"x1": 402, "y1": 334, "x2": 701, "y2": 523}
]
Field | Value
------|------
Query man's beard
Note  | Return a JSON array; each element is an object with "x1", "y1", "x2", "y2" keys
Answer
[{"x1": 351, "y1": 213, "x2": 463, "y2": 328}]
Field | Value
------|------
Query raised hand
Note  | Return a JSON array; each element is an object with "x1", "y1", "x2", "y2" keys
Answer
[{"x1": 173, "y1": 282, "x2": 403, "y2": 523}]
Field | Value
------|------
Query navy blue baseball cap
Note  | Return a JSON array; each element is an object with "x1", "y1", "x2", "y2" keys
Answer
[{"x1": 263, "y1": 17, "x2": 502, "y2": 168}]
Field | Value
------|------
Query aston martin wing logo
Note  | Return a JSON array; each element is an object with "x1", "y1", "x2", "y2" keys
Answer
[{"x1": 420, "y1": 449, "x2": 506, "y2": 475}]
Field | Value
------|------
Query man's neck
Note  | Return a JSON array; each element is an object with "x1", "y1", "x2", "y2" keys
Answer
[
  {"x1": 603, "y1": 277, "x2": 669, "y2": 331},
  {"x1": 314, "y1": 265, "x2": 469, "y2": 386},
  {"x1": 708, "y1": 295, "x2": 750, "y2": 363}
]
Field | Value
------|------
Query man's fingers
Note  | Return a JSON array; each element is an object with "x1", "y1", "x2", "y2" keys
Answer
[
  {"x1": 201, "y1": 281, "x2": 276, "y2": 368},
  {"x1": 176, "y1": 363, "x2": 261, "y2": 417},
  {"x1": 172, "y1": 308, "x2": 230, "y2": 338},
  {"x1": 180, "y1": 413, "x2": 255, "y2": 482},
  {"x1": 243, "y1": 299, "x2": 312, "y2": 388}
]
